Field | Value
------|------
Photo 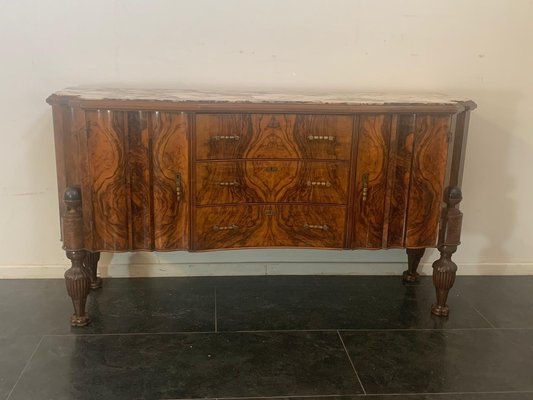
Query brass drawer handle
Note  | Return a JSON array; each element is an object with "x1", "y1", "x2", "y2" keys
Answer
[
  {"x1": 213, "y1": 224, "x2": 239, "y2": 231},
  {"x1": 175, "y1": 172, "x2": 183, "y2": 201},
  {"x1": 307, "y1": 135, "x2": 335, "y2": 141},
  {"x1": 304, "y1": 223, "x2": 329, "y2": 231},
  {"x1": 217, "y1": 181, "x2": 240, "y2": 187},
  {"x1": 306, "y1": 180, "x2": 332, "y2": 187},
  {"x1": 362, "y1": 173, "x2": 369, "y2": 202},
  {"x1": 212, "y1": 135, "x2": 240, "y2": 141}
]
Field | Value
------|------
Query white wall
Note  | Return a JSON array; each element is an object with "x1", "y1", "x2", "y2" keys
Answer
[{"x1": 1, "y1": 0, "x2": 532, "y2": 278}]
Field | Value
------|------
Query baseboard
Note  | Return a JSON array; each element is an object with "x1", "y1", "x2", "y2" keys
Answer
[{"x1": 0, "y1": 262, "x2": 532, "y2": 279}]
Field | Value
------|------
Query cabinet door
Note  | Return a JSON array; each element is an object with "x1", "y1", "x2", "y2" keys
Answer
[
  {"x1": 83, "y1": 110, "x2": 189, "y2": 251},
  {"x1": 352, "y1": 114, "x2": 451, "y2": 249}
]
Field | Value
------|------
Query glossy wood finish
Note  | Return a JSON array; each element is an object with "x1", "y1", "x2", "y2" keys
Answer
[
  {"x1": 195, "y1": 114, "x2": 353, "y2": 160},
  {"x1": 195, "y1": 161, "x2": 349, "y2": 205},
  {"x1": 48, "y1": 88, "x2": 476, "y2": 322},
  {"x1": 194, "y1": 205, "x2": 346, "y2": 250}
]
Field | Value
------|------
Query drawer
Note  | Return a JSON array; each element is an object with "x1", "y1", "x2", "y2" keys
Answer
[
  {"x1": 193, "y1": 205, "x2": 346, "y2": 250},
  {"x1": 195, "y1": 160, "x2": 349, "y2": 205},
  {"x1": 195, "y1": 114, "x2": 353, "y2": 160}
]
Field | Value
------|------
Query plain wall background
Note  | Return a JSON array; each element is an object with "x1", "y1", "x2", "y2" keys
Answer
[{"x1": 0, "y1": 0, "x2": 532, "y2": 278}]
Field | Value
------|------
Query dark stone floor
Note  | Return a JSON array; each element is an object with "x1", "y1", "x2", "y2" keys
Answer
[{"x1": 1, "y1": 275, "x2": 533, "y2": 400}]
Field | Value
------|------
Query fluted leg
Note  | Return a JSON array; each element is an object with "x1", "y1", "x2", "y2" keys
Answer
[
  {"x1": 84, "y1": 252, "x2": 102, "y2": 289},
  {"x1": 431, "y1": 246, "x2": 457, "y2": 317},
  {"x1": 403, "y1": 248, "x2": 425, "y2": 283},
  {"x1": 65, "y1": 250, "x2": 91, "y2": 326},
  {"x1": 62, "y1": 186, "x2": 91, "y2": 327},
  {"x1": 431, "y1": 187, "x2": 463, "y2": 317}
]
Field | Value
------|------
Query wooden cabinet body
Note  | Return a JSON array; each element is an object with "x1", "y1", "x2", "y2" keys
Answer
[{"x1": 47, "y1": 88, "x2": 475, "y2": 326}]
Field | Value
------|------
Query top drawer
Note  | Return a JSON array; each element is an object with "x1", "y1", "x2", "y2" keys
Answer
[{"x1": 195, "y1": 114, "x2": 353, "y2": 160}]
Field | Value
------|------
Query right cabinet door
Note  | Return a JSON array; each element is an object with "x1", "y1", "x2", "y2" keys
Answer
[{"x1": 352, "y1": 114, "x2": 452, "y2": 249}]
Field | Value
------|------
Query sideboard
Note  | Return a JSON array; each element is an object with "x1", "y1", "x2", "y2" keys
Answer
[{"x1": 47, "y1": 88, "x2": 476, "y2": 327}]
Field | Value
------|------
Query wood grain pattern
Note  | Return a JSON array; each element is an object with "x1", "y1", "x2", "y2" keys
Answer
[
  {"x1": 196, "y1": 114, "x2": 353, "y2": 160},
  {"x1": 194, "y1": 205, "x2": 346, "y2": 250},
  {"x1": 86, "y1": 110, "x2": 129, "y2": 250},
  {"x1": 352, "y1": 114, "x2": 392, "y2": 248},
  {"x1": 127, "y1": 111, "x2": 152, "y2": 249},
  {"x1": 195, "y1": 161, "x2": 349, "y2": 205},
  {"x1": 405, "y1": 115, "x2": 451, "y2": 247},
  {"x1": 386, "y1": 114, "x2": 416, "y2": 247},
  {"x1": 151, "y1": 111, "x2": 189, "y2": 250}
]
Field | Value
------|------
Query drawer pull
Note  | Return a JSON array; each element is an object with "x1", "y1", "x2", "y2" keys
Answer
[
  {"x1": 307, "y1": 135, "x2": 335, "y2": 141},
  {"x1": 175, "y1": 172, "x2": 183, "y2": 201},
  {"x1": 362, "y1": 173, "x2": 369, "y2": 202},
  {"x1": 212, "y1": 135, "x2": 240, "y2": 141},
  {"x1": 217, "y1": 181, "x2": 240, "y2": 187},
  {"x1": 213, "y1": 224, "x2": 239, "y2": 231},
  {"x1": 306, "y1": 180, "x2": 332, "y2": 187},
  {"x1": 304, "y1": 223, "x2": 329, "y2": 231}
]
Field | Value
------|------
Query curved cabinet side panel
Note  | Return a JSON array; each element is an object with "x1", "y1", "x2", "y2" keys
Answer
[
  {"x1": 151, "y1": 112, "x2": 190, "y2": 250},
  {"x1": 404, "y1": 115, "x2": 451, "y2": 247}
]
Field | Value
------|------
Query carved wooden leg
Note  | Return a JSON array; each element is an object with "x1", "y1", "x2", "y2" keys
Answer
[
  {"x1": 62, "y1": 186, "x2": 91, "y2": 327},
  {"x1": 84, "y1": 252, "x2": 102, "y2": 289},
  {"x1": 403, "y1": 248, "x2": 425, "y2": 283},
  {"x1": 65, "y1": 250, "x2": 91, "y2": 326},
  {"x1": 431, "y1": 187, "x2": 463, "y2": 317}
]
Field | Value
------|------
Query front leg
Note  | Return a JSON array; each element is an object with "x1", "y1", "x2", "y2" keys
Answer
[
  {"x1": 84, "y1": 252, "x2": 102, "y2": 289},
  {"x1": 431, "y1": 187, "x2": 463, "y2": 317},
  {"x1": 63, "y1": 187, "x2": 91, "y2": 327},
  {"x1": 403, "y1": 248, "x2": 425, "y2": 283}
]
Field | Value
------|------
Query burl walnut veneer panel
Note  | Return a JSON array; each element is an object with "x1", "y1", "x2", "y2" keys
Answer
[
  {"x1": 195, "y1": 114, "x2": 353, "y2": 160},
  {"x1": 84, "y1": 110, "x2": 189, "y2": 251},
  {"x1": 195, "y1": 161, "x2": 349, "y2": 205},
  {"x1": 194, "y1": 205, "x2": 346, "y2": 250}
]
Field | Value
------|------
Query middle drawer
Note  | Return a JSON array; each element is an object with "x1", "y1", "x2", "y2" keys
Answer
[{"x1": 195, "y1": 160, "x2": 349, "y2": 205}]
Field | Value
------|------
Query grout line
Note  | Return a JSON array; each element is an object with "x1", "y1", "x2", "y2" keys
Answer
[
  {"x1": 471, "y1": 305, "x2": 497, "y2": 328},
  {"x1": 6, "y1": 335, "x2": 45, "y2": 400},
  {"x1": 43, "y1": 326, "x2": 533, "y2": 338},
  {"x1": 337, "y1": 330, "x2": 366, "y2": 395},
  {"x1": 214, "y1": 287, "x2": 218, "y2": 333},
  {"x1": 162, "y1": 389, "x2": 533, "y2": 399}
]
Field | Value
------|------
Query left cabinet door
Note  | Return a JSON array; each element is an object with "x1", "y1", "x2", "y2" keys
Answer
[{"x1": 83, "y1": 110, "x2": 189, "y2": 251}]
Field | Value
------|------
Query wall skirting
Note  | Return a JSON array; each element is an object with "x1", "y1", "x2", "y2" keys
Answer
[{"x1": 0, "y1": 262, "x2": 532, "y2": 279}]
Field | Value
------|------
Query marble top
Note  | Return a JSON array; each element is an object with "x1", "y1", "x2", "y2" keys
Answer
[{"x1": 52, "y1": 87, "x2": 471, "y2": 106}]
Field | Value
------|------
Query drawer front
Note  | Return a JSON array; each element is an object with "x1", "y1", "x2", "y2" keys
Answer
[
  {"x1": 195, "y1": 161, "x2": 349, "y2": 205},
  {"x1": 195, "y1": 114, "x2": 353, "y2": 160},
  {"x1": 194, "y1": 205, "x2": 346, "y2": 250}
]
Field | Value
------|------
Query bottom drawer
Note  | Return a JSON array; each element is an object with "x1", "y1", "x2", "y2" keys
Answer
[{"x1": 194, "y1": 205, "x2": 346, "y2": 250}]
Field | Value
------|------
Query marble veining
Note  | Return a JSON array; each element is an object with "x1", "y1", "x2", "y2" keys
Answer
[{"x1": 52, "y1": 86, "x2": 470, "y2": 105}]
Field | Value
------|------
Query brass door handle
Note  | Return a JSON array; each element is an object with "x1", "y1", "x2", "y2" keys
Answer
[
  {"x1": 304, "y1": 223, "x2": 329, "y2": 231},
  {"x1": 176, "y1": 172, "x2": 183, "y2": 201},
  {"x1": 212, "y1": 135, "x2": 240, "y2": 141},
  {"x1": 306, "y1": 181, "x2": 332, "y2": 187},
  {"x1": 362, "y1": 173, "x2": 369, "y2": 202},
  {"x1": 217, "y1": 181, "x2": 240, "y2": 187},
  {"x1": 307, "y1": 135, "x2": 335, "y2": 141},
  {"x1": 213, "y1": 224, "x2": 239, "y2": 231}
]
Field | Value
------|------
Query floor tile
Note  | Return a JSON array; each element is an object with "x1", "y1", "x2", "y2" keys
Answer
[
  {"x1": 0, "y1": 278, "x2": 215, "y2": 337},
  {"x1": 9, "y1": 331, "x2": 362, "y2": 400},
  {"x1": 0, "y1": 335, "x2": 41, "y2": 400},
  {"x1": 216, "y1": 276, "x2": 490, "y2": 331},
  {"x1": 455, "y1": 276, "x2": 533, "y2": 328},
  {"x1": 340, "y1": 329, "x2": 533, "y2": 394}
]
